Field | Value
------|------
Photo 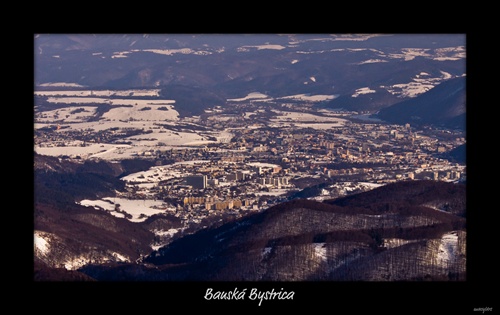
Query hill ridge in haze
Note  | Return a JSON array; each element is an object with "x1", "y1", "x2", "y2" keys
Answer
[{"x1": 375, "y1": 76, "x2": 466, "y2": 130}]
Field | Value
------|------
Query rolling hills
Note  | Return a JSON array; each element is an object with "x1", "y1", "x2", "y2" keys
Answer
[
  {"x1": 35, "y1": 34, "x2": 466, "y2": 117},
  {"x1": 375, "y1": 76, "x2": 466, "y2": 129},
  {"x1": 77, "y1": 180, "x2": 466, "y2": 281}
]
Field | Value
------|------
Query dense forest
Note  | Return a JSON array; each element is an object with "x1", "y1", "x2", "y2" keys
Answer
[
  {"x1": 79, "y1": 180, "x2": 466, "y2": 281},
  {"x1": 34, "y1": 154, "x2": 159, "y2": 273}
]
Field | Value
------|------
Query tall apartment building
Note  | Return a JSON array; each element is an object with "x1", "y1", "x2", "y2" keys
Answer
[{"x1": 185, "y1": 175, "x2": 207, "y2": 189}]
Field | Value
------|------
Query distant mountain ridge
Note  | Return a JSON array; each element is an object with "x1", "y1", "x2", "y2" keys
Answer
[
  {"x1": 375, "y1": 76, "x2": 466, "y2": 129},
  {"x1": 35, "y1": 34, "x2": 466, "y2": 119}
]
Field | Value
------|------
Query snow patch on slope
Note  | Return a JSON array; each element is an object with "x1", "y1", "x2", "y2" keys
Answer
[
  {"x1": 34, "y1": 231, "x2": 50, "y2": 255},
  {"x1": 352, "y1": 87, "x2": 376, "y2": 98},
  {"x1": 314, "y1": 243, "x2": 327, "y2": 261},
  {"x1": 437, "y1": 231, "x2": 458, "y2": 266}
]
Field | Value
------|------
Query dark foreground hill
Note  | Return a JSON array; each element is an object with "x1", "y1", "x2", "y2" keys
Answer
[
  {"x1": 79, "y1": 180, "x2": 466, "y2": 281},
  {"x1": 324, "y1": 179, "x2": 466, "y2": 217},
  {"x1": 34, "y1": 257, "x2": 96, "y2": 281},
  {"x1": 34, "y1": 154, "x2": 158, "y2": 274}
]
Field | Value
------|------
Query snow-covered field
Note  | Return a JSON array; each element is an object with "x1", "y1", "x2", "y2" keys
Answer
[
  {"x1": 310, "y1": 182, "x2": 383, "y2": 201},
  {"x1": 381, "y1": 70, "x2": 457, "y2": 98},
  {"x1": 38, "y1": 82, "x2": 86, "y2": 88},
  {"x1": 295, "y1": 45, "x2": 465, "y2": 63},
  {"x1": 272, "y1": 111, "x2": 327, "y2": 122},
  {"x1": 277, "y1": 94, "x2": 337, "y2": 102},
  {"x1": 125, "y1": 129, "x2": 220, "y2": 146},
  {"x1": 227, "y1": 92, "x2": 269, "y2": 102},
  {"x1": 35, "y1": 106, "x2": 97, "y2": 123},
  {"x1": 433, "y1": 46, "x2": 466, "y2": 61},
  {"x1": 238, "y1": 44, "x2": 286, "y2": 51},
  {"x1": 35, "y1": 143, "x2": 132, "y2": 159},
  {"x1": 247, "y1": 162, "x2": 281, "y2": 169},
  {"x1": 101, "y1": 104, "x2": 178, "y2": 121},
  {"x1": 227, "y1": 92, "x2": 337, "y2": 103},
  {"x1": 385, "y1": 47, "x2": 465, "y2": 62},
  {"x1": 78, "y1": 197, "x2": 169, "y2": 222},
  {"x1": 35, "y1": 89, "x2": 161, "y2": 97},
  {"x1": 35, "y1": 127, "x2": 232, "y2": 160},
  {"x1": 352, "y1": 87, "x2": 376, "y2": 98},
  {"x1": 34, "y1": 88, "x2": 238, "y2": 159},
  {"x1": 254, "y1": 189, "x2": 289, "y2": 196},
  {"x1": 270, "y1": 110, "x2": 346, "y2": 129},
  {"x1": 357, "y1": 59, "x2": 388, "y2": 65},
  {"x1": 388, "y1": 48, "x2": 431, "y2": 61},
  {"x1": 101, "y1": 48, "x2": 213, "y2": 58},
  {"x1": 143, "y1": 48, "x2": 211, "y2": 56},
  {"x1": 37, "y1": 96, "x2": 180, "y2": 124},
  {"x1": 44, "y1": 96, "x2": 176, "y2": 107},
  {"x1": 385, "y1": 82, "x2": 434, "y2": 98},
  {"x1": 120, "y1": 160, "x2": 214, "y2": 185},
  {"x1": 121, "y1": 164, "x2": 185, "y2": 183}
]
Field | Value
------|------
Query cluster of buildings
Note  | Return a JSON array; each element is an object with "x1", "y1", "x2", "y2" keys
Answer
[
  {"x1": 182, "y1": 196, "x2": 253, "y2": 211},
  {"x1": 35, "y1": 98, "x2": 466, "y2": 226},
  {"x1": 147, "y1": 162, "x2": 293, "y2": 213}
]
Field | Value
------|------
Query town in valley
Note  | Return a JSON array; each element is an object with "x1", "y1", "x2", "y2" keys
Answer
[{"x1": 34, "y1": 87, "x2": 465, "y2": 247}]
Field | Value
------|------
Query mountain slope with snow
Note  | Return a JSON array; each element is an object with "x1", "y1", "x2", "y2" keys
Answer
[
  {"x1": 78, "y1": 180, "x2": 466, "y2": 281},
  {"x1": 375, "y1": 76, "x2": 466, "y2": 129},
  {"x1": 35, "y1": 34, "x2": 466, "y2": 116}
]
